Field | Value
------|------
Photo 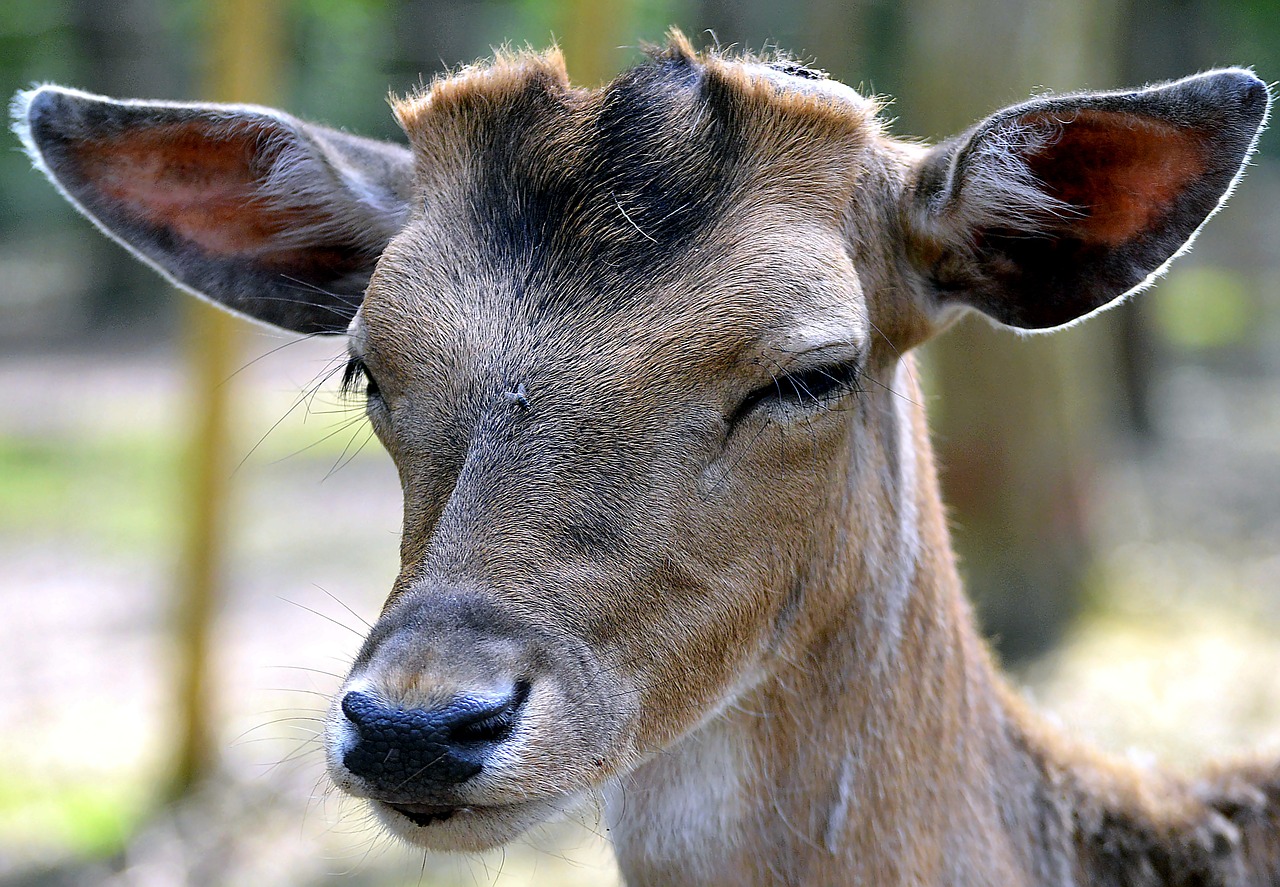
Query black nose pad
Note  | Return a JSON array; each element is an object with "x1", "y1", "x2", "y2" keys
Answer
[{"x1": 340, "y1": 682, "x2": 531, "y2": 793}]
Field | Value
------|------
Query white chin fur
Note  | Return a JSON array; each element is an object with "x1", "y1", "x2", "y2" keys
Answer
[{"x1": 371, "y1": 793, "x2": 579, "y2": 852}]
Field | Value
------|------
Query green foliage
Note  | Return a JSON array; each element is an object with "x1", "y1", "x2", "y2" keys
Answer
[
  {"x1": 0, "y1": 405, "x2": 375, "y2": 552},
  {"x1": 0, "y1": 433, "x2": 180, "y2": 551},
  {"x1": 0, "y1": 772, "x2": 145, "y2": 858},
  {"x1": 288, "y1": 0, "x2": 399, "y2": 137},
  {"x1": 1219, "y1": 0, "x2": 1280, "y2": 155},
  {"x1": 1152, "y1": 265, "x2": 1255, "y2": 351},
  {"x1": 627, "y1": 0, "x2": 688, "y2": 49},
  {"x1": 1, "y1": 0, "x2": 76, "y2": 233}
]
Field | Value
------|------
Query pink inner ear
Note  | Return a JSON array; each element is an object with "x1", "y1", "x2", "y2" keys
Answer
[
  {"x1": 1023, "y1": 109, "x2": 1207, "y2": 246},
  {"x1": 71, "y1": 120, "x2": 318, "y2": 259}
]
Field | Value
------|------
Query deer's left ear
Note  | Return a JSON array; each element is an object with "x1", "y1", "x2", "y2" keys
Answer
[{"x1": 905, "y1": 69, "x2": 1270, "y2": 331}]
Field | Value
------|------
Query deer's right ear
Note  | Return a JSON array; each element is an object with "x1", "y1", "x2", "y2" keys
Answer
[{"x1": 11, "y1": 85, "x2": 415, "y2": 334}]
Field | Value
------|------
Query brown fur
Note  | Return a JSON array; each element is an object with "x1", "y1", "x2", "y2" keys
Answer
[
  {"x1": 14, "y1": 34, "x2": 1276, "y2": 886},
  {"x1": 352, "y1": 43, "x2": 1278, "y2": 884}
]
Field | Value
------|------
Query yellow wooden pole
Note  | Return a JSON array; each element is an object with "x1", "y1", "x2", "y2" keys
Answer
[
  {"x1": 559, "y1": 0, "x2": 624, "y2": 85},
  {"x1": 168, "y1": 0, "x2": 283, "y2": 799}
]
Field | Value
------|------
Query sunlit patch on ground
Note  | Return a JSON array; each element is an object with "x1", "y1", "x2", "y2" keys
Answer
[{"x1": 1028, "y1": 604, "x2": 1280, "y2": 771}]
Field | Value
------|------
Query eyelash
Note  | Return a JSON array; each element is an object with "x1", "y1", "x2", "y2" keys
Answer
[
  {"x1": 730, "y1": 361, "x2": 862, "y2": 425},
  {"x1": 340, "y1": 356, "x2": 381, "y2": 401}
]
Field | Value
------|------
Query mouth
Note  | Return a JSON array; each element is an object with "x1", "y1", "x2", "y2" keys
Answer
[
  {"x1": 385, "y1": 802, "x2": 461, "y2": 827},
  {"x1": 369, "y1": 793, "x2": 578, "y2": 850}
]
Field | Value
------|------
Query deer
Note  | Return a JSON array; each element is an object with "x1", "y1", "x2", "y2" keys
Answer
[{"x1": 11, "y1": 32, "x2": 1279, "y2": 886}]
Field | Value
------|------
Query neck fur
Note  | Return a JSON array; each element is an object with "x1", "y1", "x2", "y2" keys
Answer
[
  {"x1": 604, "y1": 360, "x2": 1023, "y2": 884},
  {"x1": 604, "y1": 359, "x2": 1280, "y2": 886}
]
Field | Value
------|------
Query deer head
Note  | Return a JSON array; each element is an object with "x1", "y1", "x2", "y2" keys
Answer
[{"x1": 13, "y1": 36, "x2": 1268, "y2": 864}]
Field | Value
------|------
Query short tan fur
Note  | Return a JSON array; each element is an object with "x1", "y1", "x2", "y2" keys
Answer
[{"x1": 13, "y1": 32, "x2": 1277, "y2": 886}]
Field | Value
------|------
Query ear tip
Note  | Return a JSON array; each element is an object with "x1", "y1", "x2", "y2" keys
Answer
[
  {"x1": 12, "y1": 85, "x2": 95, "y2": 147},
  {"x1": 10, "y1": 85, "x2": 67, "y2": 165},
  {"x1": 1187, "y1": 68, "x2": 1272, "y2": 125},
  {"x1": 1212, "y1": 67, "x2": 1269, "y2": 104},
  {"x1": 10, "y1": 85, "x2": 51, "y2": 132},
  {"x1": 13, "y1": 83, "x2": 77, "y2": 117},
  {"x1": 1234, "y1": 71, "x2": 1272, "y2": 123}
]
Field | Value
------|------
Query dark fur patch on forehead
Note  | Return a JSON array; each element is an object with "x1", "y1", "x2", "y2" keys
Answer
[
  {"x1": 391, "y1": 34, "x2": 877, "y2": 316},
  {"x1": 464, "y1": 50, "x2": 748, "y2": 315}
]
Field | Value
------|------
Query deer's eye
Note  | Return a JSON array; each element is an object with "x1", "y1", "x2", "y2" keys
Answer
[
  {"x1": 730, "y1": 360, "x2": 861, "y2": 425},
  {"x1": 341, "y1": 356, "x2": 382, "y2": 402}
]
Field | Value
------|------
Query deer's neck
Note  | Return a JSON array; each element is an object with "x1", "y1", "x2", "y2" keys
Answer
[
  {"x1": 604, "y1": 360, "x2": 1280, "y2": 886},
  {"x1": 606, "y1": 360, "x2": 1041, "y2": 884}
]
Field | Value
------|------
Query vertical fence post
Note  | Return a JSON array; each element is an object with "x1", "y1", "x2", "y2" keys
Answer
[
  {"x1": 167, "y1": 0, "x2": 283, "y2": 800},
  {"x1": 559, "y1": 0, "x2": 624, "y2": 85}
]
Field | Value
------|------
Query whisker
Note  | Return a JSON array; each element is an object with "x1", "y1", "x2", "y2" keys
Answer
[
  {"x1": 280, "y1": 595, "x2": 367, "y2": 639},
  {"x1": 233, "y1": 353, "x2": 354, "y2": 474},
  {"x1": 322, "y1": 422, "x2": 378, "y2": 481},
  {"x1": 267, "y1": 665, "x2": 347, "y2": 680},
  {"x1": 270, "y1": 413, "x2": 370, "y2": 467},
  {"x1": 312, "y1": 584, "x2": 375, "y2": 631},
  {"x1": 224, "y1": 330, "x2": 329, "y2": 384}
]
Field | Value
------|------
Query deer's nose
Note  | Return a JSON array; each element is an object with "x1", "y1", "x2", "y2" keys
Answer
[{"x1": 339, "y1": 682, "x2": 531, "y2": 793}]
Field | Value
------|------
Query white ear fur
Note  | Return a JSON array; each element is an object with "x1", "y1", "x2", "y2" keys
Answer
[{"x1": 911, "y1": 114, "x2": 1076, "y2": 253}]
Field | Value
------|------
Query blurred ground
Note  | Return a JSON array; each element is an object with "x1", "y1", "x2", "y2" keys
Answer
[
  {"x1": 1031, "y1": 362, "x2": 1280, "y2": 767},
  {"x1": 0, "y1": 329, "x2": 1278, "y2": 886}
]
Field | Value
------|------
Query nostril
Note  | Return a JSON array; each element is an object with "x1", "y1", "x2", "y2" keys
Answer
[
  {"x1": 448, "y1": 680, "x2": 532, "y2": 744},
  {"x1": 341, "y1": 690, "x2": 390, "y2": 734}
]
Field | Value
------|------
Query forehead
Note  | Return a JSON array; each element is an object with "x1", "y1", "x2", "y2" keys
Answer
[{"x1": 360, "y1": 40, "x2": 879, "y2": 363}]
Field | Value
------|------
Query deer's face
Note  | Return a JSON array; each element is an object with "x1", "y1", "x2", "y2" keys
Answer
[
  {"x1": 327, "y1": 70, "x2": 902, "y2": 845},
  {"x1": 16, "y1": 30, "x2": 1266, "y2": 853}
]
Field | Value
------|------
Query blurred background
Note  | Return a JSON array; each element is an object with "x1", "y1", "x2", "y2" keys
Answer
[{"x1": 3, "y1": 0, "x2": 1280, "y2": 884}]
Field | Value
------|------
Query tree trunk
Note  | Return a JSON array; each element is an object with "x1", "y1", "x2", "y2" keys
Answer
[
  {"x1": 898, "y1": 0, "x2": 1122, "y2": 663},
  {"x1": 1112, "y1": 0, "x2": 1219, "y2": 442}
]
